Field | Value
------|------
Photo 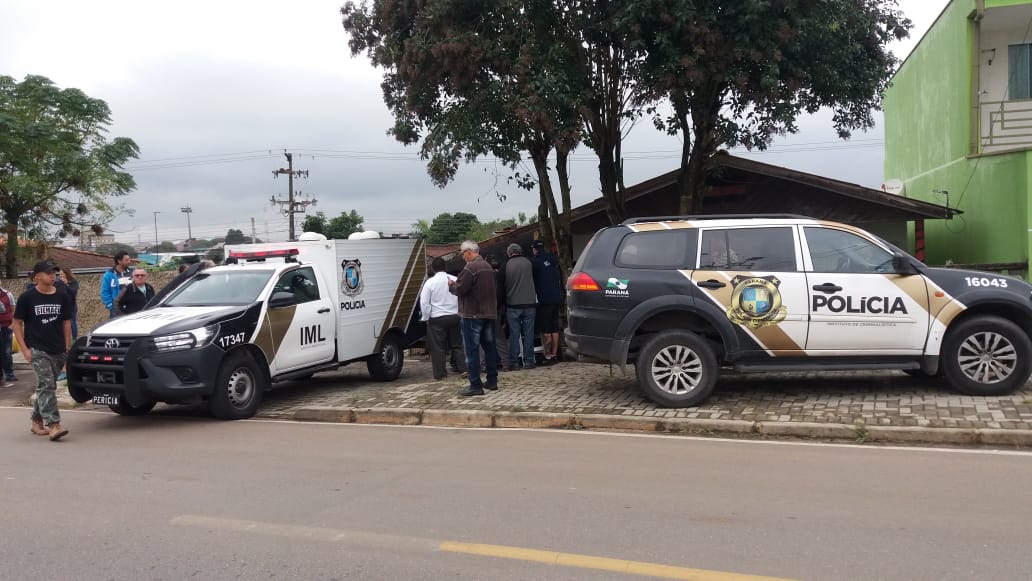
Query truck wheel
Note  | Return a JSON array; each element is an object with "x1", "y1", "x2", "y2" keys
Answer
[
  {"x1": 367, "y1": 333, "x2": 404, "y2": 381},
  {"x1": 209, "y1": 352, "x2": 266, "y2": 420},
  {"x1": 941, "y1": 315, "x2": 1032, "y2": 396},
  {"x1": 635, "y1": 330, "x2": 718, "y2": 407},
  {"x1": 109, "y1": 400, "x2": 156, "y2": 416}
]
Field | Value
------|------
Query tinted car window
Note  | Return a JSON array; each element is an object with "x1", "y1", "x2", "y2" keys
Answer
[
  {"x1": 699, "y1": 227, "x2": 796, "y2": 271},
  {"x1": 804, "y1": 227, "x2": 894, "y2": 273},
  {"x1": 274, "y1": 267, "x2": 321, "y2": 303},
  {"x1": 614, "y1": 230, "x2": 692, "y2": 269}
]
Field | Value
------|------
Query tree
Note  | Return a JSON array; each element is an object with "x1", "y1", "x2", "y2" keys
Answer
[
  {"x1": 341, "y1": 0, "x2": 642, "y2": 274},
  {"x1": 623, "y1": 0, "x2": 910, "y2": 212},
  {"x1": 0, "y1": 75, "x2": 139, "y2": 276},
  {"x1": 302, "y1": 212, "x2": 327, "y2": 235},
  {"x1": 324, "y1": 210, "x2": 364, "y2": 239},
  {"x1": 151, "y1": 241, "x2": 177, "y2": 253},
  {"x1": 96, "y1": 242, "x2": 138, "y2": 259},
  {"x1": 224, "y1": 228, "x2": 249, "y2": 245},
  {"x1": 419, "y1": 213, "x2": 482, "y2": 245}
]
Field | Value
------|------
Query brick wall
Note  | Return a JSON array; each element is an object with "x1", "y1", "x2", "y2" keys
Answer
[{"x1": 1, "y1": 271, "x2": 178, "y2": 337}]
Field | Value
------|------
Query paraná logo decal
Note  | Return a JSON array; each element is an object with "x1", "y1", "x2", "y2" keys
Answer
[{"x1": 605, "y1": 278, "x2": 629, "y2": 297}]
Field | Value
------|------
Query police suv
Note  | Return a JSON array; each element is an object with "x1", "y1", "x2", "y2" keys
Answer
[
  {"x1": 67, "y1": 233, "x2": 426, "y2": 419},
  {"x1": 565, "y1": 215, "x2": 1032, "y2": 407}
]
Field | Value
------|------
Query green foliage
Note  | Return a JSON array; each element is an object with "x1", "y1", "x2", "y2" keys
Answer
[
  {"x1": 151, "y1": 241, "x2": 177, "y2": 252},
  {"x1": 301, "y1": 212, "x2": 326, "y2": 235},
  {"x1": 96, "y1": 242, "x2": 138, "y2": 259},
  {"x1": 303, "y1": 210, "x2": 364, "y2": 239},
  {"x1": 0, "y1": 74, "x2": 140, "y2": 276},
  {"x1": 621, "y1": 0, "x2": 911, "y2": 211},
  {"x1": 206, "y1": 247, "x2": 225, "y2": 263},
  {"x1": 224, "y1": 228, "x2": 257, "y2": 245},
  {"x1": 422, "y1": 212, "x2": 481, "y2": 245}
]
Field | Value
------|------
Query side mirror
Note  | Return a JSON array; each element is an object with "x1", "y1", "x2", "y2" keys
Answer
[
  {"x1": 891, "y1": 254, "x2": 913, "y2": 275},
  {"x1": 269, "y1": 291, "x2": 296, "y2": 309}
]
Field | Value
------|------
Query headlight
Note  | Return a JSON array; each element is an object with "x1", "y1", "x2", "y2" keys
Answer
[{"x1": 153, "y1": 324, "x2": 219, "y2": 352}]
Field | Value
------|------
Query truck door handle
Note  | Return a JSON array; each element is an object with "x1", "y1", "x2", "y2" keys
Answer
[
  {"x1": 812, "y1": 283, "x2": 843, "y2": 293},
  {"x1": 697, "y1": 280, "x2": 727, "y2": 289},
  {"x1": 318, "y1": 307, "x2": 331, "y2": 313}
]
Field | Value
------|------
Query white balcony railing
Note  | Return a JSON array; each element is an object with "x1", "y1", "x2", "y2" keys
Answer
[{"x1": 981, "y1": 99, "x2": 1032, "y2": 152}]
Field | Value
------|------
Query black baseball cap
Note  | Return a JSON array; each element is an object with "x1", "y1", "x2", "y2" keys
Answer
[
  {"x1": 32, "y1": 260, "x2": 57, "y2": 275},
  {"x1": 531, "y1": 240, "x2": 545, "y2": 250}
]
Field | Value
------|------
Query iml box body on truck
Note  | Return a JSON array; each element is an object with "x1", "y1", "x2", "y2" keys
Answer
[{"x1": 67, "y1": 232, "x2": 426, "y2": 419}]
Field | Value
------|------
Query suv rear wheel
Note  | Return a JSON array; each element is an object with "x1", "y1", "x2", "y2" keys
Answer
[
  {"x1": 635, "y1": 330, "x2": 717, "y2": 407},
  {"x1": 941, "y1": 315, "x2": 1032, "y2": 396}
]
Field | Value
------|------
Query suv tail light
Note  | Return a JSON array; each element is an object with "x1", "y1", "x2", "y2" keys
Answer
[{"x1": 567, "y1": 272, "x2": 600, "y2": 291}]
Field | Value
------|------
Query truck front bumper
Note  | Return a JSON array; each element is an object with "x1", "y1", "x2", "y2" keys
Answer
[{"x1": 68, "y1": 336, "x2": 226, "y2": 407}]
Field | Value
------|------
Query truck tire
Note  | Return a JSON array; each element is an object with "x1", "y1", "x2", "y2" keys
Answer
[
  {"x1": 367, "y1": 333, "x2": 404, "y2": 381},
  {"x1": 209, "y1": 352, "x2": 266, "y2": 420},
  {"x1": 109, "y1": 400, "x2": 156, "y2": 416},
  {"x1": 635, "y1": 330, "x2": 718, "y2": 407},
  {"x1": 941, "y1": 315, "x2": 1032, "y2": 396}
]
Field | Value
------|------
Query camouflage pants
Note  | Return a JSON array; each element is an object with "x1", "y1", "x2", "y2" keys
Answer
[{"x1": 31, "y1": 349, "x2": 67, "y2": 425}]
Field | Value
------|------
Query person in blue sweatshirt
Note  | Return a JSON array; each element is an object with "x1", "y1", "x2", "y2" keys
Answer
[{"x1": 100, "y1": 251, "x2": 134, "y2": 319}]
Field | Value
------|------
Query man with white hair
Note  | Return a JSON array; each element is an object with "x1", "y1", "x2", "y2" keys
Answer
[{"x1": 448, "y1": 240, "x2": 499, "y2": 396}]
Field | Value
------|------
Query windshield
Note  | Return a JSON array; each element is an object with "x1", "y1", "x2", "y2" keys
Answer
[{"x1": 163, "y1": 271, "x2": 273, "y2": 307}]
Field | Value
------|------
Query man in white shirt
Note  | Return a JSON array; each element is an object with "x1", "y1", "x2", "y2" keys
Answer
[{"x1": 420, "y1": 257, "x2": 465, "y2": 380}]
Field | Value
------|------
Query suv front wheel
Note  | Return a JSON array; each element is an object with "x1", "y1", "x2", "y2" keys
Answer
[
  {"x1": 941, "y1": 315, "x2": 1032, "y2": 396},
  {"x1": 636, "y1": 330, "x2": 718, "y2": 407}
]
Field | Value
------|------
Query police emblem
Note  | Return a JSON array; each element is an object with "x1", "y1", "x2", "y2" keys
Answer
[
  {"x1": 341, "y1": 259, "x2": 364, "y2": 297},
  {"x1": 726, "y1": 275, "x2": 787, "y2": 328}
]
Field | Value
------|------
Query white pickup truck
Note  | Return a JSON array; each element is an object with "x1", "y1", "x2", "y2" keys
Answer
[{"x1": 67, "y1": 233, "x2": 426, "y2": 419}]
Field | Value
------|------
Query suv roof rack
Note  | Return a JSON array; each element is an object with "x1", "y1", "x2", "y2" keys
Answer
[{"x1": 621, "y1": 214, "x2": 813, "y2": 225}]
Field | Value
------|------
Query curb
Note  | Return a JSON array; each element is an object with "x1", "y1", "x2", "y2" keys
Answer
[{"x1": 283, "y1": 407, "x2": 1032, "y2": 448}]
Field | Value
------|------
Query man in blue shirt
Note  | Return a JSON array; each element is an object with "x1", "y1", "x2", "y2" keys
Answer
[
  {"x1": 531, "y1": 240, "x2": 563, "y2": 365},
  {"x1": 100, "y1": 251, "x2": 134, "y2": 318}
]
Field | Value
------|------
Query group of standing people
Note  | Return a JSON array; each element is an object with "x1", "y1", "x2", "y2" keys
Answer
[{"x1": 419, "y1": 239, "x2": 563, "y2": 397}]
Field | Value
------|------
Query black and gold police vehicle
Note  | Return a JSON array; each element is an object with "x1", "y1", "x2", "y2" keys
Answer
[{"x1": 565, "y1": 215, "x2": 1032, "y2": 407}]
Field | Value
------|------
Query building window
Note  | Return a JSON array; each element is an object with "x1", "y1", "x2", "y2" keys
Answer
[{"x1": 1008, "y1": 44, "x2": 1032, "y2": 100}]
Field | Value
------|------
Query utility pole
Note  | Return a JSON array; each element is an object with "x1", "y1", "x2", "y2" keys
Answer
[
  {"x1": 153, "y1": 211, "x2": 161, "y2": 248},
  {"x1": 251, "y1": 217, "x2": 257, "y2": 243},
  {"x1": 181, "y1": 205, "x2": 193, "y2": 243},
  {"x1": 270, "y1": 152, "x2": 316, "y2": 241}
]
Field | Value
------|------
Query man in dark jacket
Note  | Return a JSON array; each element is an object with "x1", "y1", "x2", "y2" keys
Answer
[
  {"x1": 448, "y1": 240, "x2": 498, "y2": 396},
  {"x1": 501, "y1": 243, "x2": 537, "y2": 369},
  {"x1": 116, "y1": 268, "x2": 156, "y2": 315},
  {"x1": 532, "y1": 240, "x2": 564, "y2": 365}
]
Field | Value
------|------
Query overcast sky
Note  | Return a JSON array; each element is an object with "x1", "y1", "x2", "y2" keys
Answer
[{"x1": 0, "y1": 0, "x2": 947, "y2": 245}]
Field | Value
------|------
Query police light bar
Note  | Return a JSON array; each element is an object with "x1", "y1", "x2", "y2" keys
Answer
[{"x1": 228, "y1": 248, "x2": 299, "y2": 260}]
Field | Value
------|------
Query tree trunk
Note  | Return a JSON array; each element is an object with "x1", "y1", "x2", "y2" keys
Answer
[
  {"x1": 530, "y1": 152, "x2": 557, "y2": 254},
  {"x1": 677, "y1": 91, "x2": 722, "y2": 214},
  {"x1": 554, "y1": 149, "x2": 575, "y2": 276},
  {"x1": 4, "y1": 218, "x2": 18, "y2": 278}
]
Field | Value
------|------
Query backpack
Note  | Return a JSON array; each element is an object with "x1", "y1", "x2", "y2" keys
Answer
[{"x1": 0, "y1": 288, "x2": 13, "y2": 314}]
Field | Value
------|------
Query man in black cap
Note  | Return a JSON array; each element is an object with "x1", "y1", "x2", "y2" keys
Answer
[{"x1": 12, "y1": 260, "x2": 73, "y2": 441}]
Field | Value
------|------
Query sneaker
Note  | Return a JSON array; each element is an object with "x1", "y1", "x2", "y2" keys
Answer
[
  {"x1": 48, "y1": 422, "x2": 69, "y2": 441},
  {"x1": 483, "y1": 383, "x2": 498, "y2": 391},
  {"x1": 30, "y1": 418, "x2": 48, "y2": 436},
  {"x1": 459, "y1": 387, "x2": 485, "y2": 397},
  {"x1": 5, "y1": 375, "x2": 16, "y2": 382}
]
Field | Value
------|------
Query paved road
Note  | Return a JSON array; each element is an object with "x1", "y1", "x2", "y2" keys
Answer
[
  {"x1": 3, "y1": 353, "x2": 1032, "y2": 445},
  {"x1": 2, "y1": 407, "x2": 1030, "y2": 580}
]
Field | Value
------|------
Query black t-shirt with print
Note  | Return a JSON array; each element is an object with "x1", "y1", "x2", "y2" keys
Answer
[{"x1": 14, "y1": 287, "x2": 72, "y2": 354}]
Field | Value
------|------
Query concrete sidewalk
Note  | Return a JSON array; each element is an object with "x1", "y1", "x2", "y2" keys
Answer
[{"x1": 5, "y1": 352, "x2": 1032, "y2": 447}]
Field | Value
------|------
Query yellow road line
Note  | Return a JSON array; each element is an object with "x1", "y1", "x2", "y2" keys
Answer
[
  {"x1": 440, "y1": 541, "x2": 795, "y2": 581},
  {"x1": 171, "y1": 515, "x2": 795, "y2": 581}
]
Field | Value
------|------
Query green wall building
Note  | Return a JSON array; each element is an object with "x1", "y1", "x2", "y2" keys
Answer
[{"x1": 884, "y1": 0, "x2": 1032, "y2": 278}]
